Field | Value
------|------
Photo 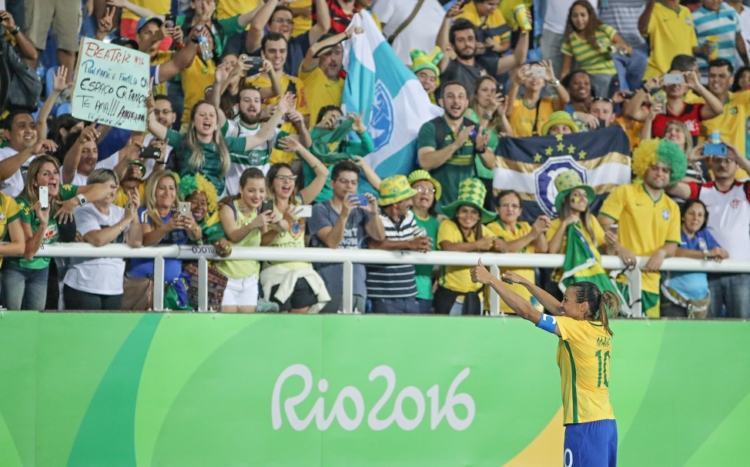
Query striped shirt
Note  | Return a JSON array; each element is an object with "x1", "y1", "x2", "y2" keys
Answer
[
  {"x1": 599, "y1": 0, "x2": 646, "y2": 48},
  {"x1": 561, "y1": 24, "x2": 618, "y2": 76},
  {"x1": 366, "y1": 211, "x2": 418, "y2": 299},
  {"x1": 692, "y1": 4, "x2": 741, "y2": 72}
]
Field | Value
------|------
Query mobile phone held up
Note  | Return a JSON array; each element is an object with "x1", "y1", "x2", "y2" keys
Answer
[
  {"x1": 260, "y1": 200, "x2": 274, "y2": 213},
  {"x1": 177, "y1": 201, "x2": 192, "y2": 217},
  {"x1": 704, "y1": 131, "x2": 727, "y2": 157},
  {"x1": 164, "y1": 13, "x2": 175, "y2": 29},
  {"x1": 662, "y1": 73, "x2": 685, "y2": 86},
  {"x1": 141, "y1": 145, "x2": 161, "y2": 159},
  {"x1": 348, "y1": 193, "x2": 368, "y2": 207},
  {"x1": 39, "y1": 185, "x2": 49, "y2": 210}
]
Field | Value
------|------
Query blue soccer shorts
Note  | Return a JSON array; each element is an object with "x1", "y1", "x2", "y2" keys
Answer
[{"x1": 563, "y1": 419, "x2": 618, "y2": 467}]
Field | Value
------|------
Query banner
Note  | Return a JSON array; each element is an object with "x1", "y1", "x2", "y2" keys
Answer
[
  {"x1": 72, "y1": 37, "x2": 150, "y2": 131},
  {"x1": 494, "y1": 126, "x2": 631, "y2": 221},
  {"x1": 343, "y1": 11, "x2": 442, "y2": 187},
  {"x1": 0, "y1": 313, "x2": 748, "y2": 466}
]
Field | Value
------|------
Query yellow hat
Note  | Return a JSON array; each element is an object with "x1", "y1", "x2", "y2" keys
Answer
[
  {"x1": 410, "y1": 47, "x2": 443, "y2": 78},
  {"x1": 407, "y1": 169, "x2": 442, "y2": 200},
  {"x1": 541, "y1": 111, "x2": 579, "y2": 135},
  {"x1": 378, "y1": 175, "x2": 417, "y2": 207}
]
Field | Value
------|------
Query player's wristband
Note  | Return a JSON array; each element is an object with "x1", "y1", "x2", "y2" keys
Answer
[{"x1": 536, "y1": 314, "x2": 557, "y2": 334}]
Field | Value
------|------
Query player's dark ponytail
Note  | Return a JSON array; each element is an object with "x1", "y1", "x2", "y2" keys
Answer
[{"x1": 574, "y1": 282, "x2": 615, "y2": 336}]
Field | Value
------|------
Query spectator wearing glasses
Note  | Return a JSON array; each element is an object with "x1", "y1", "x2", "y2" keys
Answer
[
  {"x1": 411, "y1": 47, "x2": 443, "y2": 104},
  {"x1": 487, "y1": 190, "x2": 549, "y2": 314},
  {"x1": 259, "y1": 140, "x2": 330, "y2": 314},
  {"x1": 408, "y1": 170, "x2": 441, "y2": 314},
  {"x1": 308, "y1": 160, "x2": 385, "y2": 313}
]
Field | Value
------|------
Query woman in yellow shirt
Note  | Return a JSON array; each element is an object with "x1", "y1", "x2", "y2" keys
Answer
[
  {"x1": 486, "y1": 190, "x2": 549, "y2": 313},
  {"x1": 471, "y1": 264, "x2": 618, "y2": 467},
  {"x1": 435, "y1": 178, "x2": 498, "y2": 315}
]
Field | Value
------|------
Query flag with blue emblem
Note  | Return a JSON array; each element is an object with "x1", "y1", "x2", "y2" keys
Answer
[
  {"x1": 493, "y1": 126, "x2": 631, "y2": 222},
  {"x1": 343, "y1": 11, "x2": 443, "y2": 188}
]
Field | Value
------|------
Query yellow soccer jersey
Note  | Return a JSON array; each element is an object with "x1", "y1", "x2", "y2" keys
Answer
[
  {"x1": 457, "y1": 1, "x2": 511, "y2": 52},
  {"x1": 509, "y1": 97, "x2": 556, "y2": 137},
  {"x1": 644, "y1": 3, "x2": 697, "y2": 79},
  {"x1": 599, "y1": 182, "x2": 680, "y2": 296},
  {"x1": 437, "y1": 219, "x2": 493, "y2": 294},
  {"x1": 701, "y1": 91, "x2": 750, "y2": 161},
  {"x1": 0, "y1": 193, "x2": 20, "y2": 268},
  {"x1": 556, "y1": 316, "x2": 615, "y2": 425},
  {"x1": 486, "y1": 220, "x2": 535, "y2": 313}
]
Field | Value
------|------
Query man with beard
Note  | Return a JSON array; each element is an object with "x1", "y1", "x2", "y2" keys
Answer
[
  {"x1": 669, "y1": 142, "x2": 750, "y2": 318},
  {"x1": 246, "y1": 0, "x2": 330, "y2": 77},
  {"x1": 700, "y1": 59, "x2": 750, "y2": 165},
  {"x1": 223, "y1": 85, "x2": 310, "y2": 196},
  {"x1": 598, "y1": 139, "x2": 685, "y2": 318},
  {"x1": 437, "y1": 10, "x2": 529, "y2": 98},
  {"x1": 417, "y1": 81, "x2": 494, "y2": 212},
  {"x1": 0, "y1": 111, "x2": 57, "y2": 197}
]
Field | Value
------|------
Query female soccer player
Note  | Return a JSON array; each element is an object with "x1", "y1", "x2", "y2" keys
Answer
[{"x1": 471, "y1": 262, "x2": 618, "y2": 467}]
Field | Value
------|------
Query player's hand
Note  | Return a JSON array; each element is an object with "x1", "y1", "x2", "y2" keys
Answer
[
  {"x1": 501, "y1": 271, "x2": 530, "y2": 287},
  {"x1": 471, "y1": 259, "x2": 493, "y2": 285}
]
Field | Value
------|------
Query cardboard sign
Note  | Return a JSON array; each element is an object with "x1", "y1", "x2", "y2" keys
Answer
[{"x1": 72, "y1": 37, "x2": 150, "y2": 131}]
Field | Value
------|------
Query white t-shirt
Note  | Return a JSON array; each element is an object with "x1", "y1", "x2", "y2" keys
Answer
[
  {"x1": 694, "y1": 180, "x2": 750, "y2": 262},
  {"x1": 736, "y1": 5, "x2": 750, "y2": 66},
  {"x1": 0, "y1": 146, "x2": 35, "y2": 197},
  {"x1": 373, "y1": 0, "x2": 446, "y2": 65},
  {"x1": 64, "y1": 203, "x2": 129, "y2": 295},
  {"x1": 223, "y1": 118, "x2": 276, "y2": 196},
  {"x1": 62, "y1": 155, "x2": 120, "y2": 187},
  {"x1": 543, "y1": 0, "x2": 598, "y2": 34}
]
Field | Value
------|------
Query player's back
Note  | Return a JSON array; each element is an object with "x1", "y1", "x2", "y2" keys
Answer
[{"x1": 556, "y1": 316, "x2": 615, "y2": 425}]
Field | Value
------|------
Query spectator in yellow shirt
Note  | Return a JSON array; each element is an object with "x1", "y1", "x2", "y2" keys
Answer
[
  {"x1": 457, "y1": 0, "x2": 511, "y2": 62},
  {"x1": 506, "y1": 61, "x2": 570, "y2": 137}
]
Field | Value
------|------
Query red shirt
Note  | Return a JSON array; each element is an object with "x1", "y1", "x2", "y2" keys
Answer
[
  {"x1": 326, "y1": 0, "x2": 358, "y2": 33},
  {"x1": 651, "y1": 103, "x2": 704, "y2": 138}
]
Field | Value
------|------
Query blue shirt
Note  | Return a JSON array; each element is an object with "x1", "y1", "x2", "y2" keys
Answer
[
  {"x1": 664, "y1": 229, "x2": 720, "y2": 300},
  {"x1": 128, "y1": 209, "x2": 192, "y2": 281}
]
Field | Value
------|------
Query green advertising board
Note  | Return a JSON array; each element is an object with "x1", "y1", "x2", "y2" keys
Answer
[{"x1": 0, "y1": 313, "x2": 748, "y2": 466}]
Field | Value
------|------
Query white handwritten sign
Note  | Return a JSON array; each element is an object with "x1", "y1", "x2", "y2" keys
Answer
[{"x1": 72, "y1": 38, "x2": 150, "y2": 131}]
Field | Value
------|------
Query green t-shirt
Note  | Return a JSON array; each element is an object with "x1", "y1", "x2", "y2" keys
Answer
[
  {"x1": 304, "y1": 123, "x2": 376, "y2": 203},
  {"x1": 414, "y1": 213, "x2": 439, "y2": 300},
  {"x1": 417, "y1": 117, "x2": 478, "y2": 212},
  {"x1": 175, "y1": 14, "x2": 244, "y2": 58},
  {"x1": 464, "y1": 108, "x2": 498, "y2": 180},
  {"x1": 166, "y1": 129, "x2": 246, "y2": 195},
  {"x1": 10, "y1": 184, "x2": 78, "y2": 270},
  {"x1": 561, "y1": 24, "x2": 618, "y2": 76}
]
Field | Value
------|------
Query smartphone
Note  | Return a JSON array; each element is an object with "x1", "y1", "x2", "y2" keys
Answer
[
  {"x1": 177, "y1": 201, "x2": 191, "y2": 217},
  {"x1": 164, "y1": 13, "x2": 175, "y2": 29},
  {"x1": 39, "y1": 186, "x2": 49, "y2": 210},
  {"x1": 260, "y1": 200, "x2": 274, "y2": 213},
  {"x1": 662, "y1": 73, "x2": 685, "y2": 86},
  {"x1": 703, "y1": 142, "x2": 727, "y2": 157},
  {"x1": 141, "y1": 145, "x2": 161, "y2": 159},
  {"x1": 297, "y1": 204, "x2": 313, "y2": 218},
  {"x1": 530, "y1": 67, "x2": 546, "y2": 78},
  {"x1": 348, "y1": 193, "x2": 368, "y2": 206}
]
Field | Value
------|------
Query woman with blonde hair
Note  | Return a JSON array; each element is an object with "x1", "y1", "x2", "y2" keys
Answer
[
  {"x1": 124, "y1": 171, "x2": 202, "y2": 310},
  {"x1": 146, "y1": 96, "x2": 292, "y2": 195}
]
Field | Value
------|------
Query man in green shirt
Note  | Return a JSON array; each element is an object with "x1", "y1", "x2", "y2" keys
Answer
[{"x1": 417, "y1": 81, "x2": 495, "y2": 212}]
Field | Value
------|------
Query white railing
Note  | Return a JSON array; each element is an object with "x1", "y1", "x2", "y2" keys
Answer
[{"x1": 35, "y1": 244, "x2": 750, "y2": 316}]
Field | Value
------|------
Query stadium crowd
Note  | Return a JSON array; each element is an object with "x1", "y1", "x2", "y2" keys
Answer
[{"x1": 0, "y1": 0, "x2": 748, "y2": 318}]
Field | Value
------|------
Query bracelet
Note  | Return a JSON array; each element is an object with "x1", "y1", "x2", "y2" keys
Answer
[{"x1": 11, "y1": 26, "x2": 20, "y2": 35}]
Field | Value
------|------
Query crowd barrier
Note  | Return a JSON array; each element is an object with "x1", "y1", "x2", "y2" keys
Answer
[{"x1": 35, "y1": 243, "x2": 750, "y2": 315}]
